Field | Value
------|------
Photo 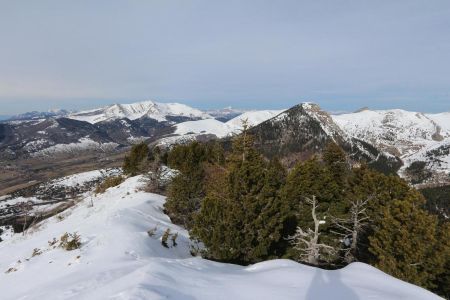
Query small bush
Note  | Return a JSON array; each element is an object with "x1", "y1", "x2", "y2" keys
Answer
[
  {"x1": 59, "y1": 232, "x2": 81, "y2": 251},
  {"x1": 32, "y1": 248, "x2": 42, "y2": 257},
  {"x1": 95, "y1": 176, "x2": 124, "y2": 194},
  {"x1": 5, "y1": 267, "x2": 17, "y2": 274},
  {"x1": 147, "y1": 226, "x2": 158, "y2": 237},
  {"x1": 48, "y1": 238, "x2": 58, "y2": 248},
  {"x1": 161, "y1": 228, "x2": 171, "y2": 248},
  {"x1": 171, "y1": 232, "x2": 178, "y2": 247}
]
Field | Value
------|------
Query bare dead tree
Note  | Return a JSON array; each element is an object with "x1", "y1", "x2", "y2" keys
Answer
[
  {"x1": 332, "y1": 196, "x2": 372, "y2": 263},
  {"x1": 288, "y1": 196, "x2": 334, "y2": 265}
]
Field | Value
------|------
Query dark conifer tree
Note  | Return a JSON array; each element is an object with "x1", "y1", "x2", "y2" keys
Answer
[
  {"x1": 368, "y1": 195, "x2": 446, "y2": 290},
  {"x1": 191, "y1": 129, "x2": 287, "y2": 264},
  {"x1": 165, "y1": 141, "x2": 224, "y2": 229},
  {"x1": 123, "y1": 142, "x2": 150, "y2": 175}
]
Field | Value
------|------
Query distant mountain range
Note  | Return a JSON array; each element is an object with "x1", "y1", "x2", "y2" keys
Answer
[
  {"x1": 7, "y1": 109, "x2": 71, "y2": 121},
  {"x1": 1, "y1": 100, "x2": 449, "y2": 187}
]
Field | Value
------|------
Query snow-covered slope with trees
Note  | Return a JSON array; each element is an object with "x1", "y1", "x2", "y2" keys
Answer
[
  {"x1": 0, "y1": 174, "x2": 440, "y2": 300},
  {"x1": 333, "y1": 108, "x2": 450, "y2": 185}
]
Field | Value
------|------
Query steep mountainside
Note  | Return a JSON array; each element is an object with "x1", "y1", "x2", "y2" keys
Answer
[
  {"x1": 249, "y1": 103, "x2": 401, "y2": 173},
  {"x1": 333, "y1": 109, "x2": 450, "y2": 185}
]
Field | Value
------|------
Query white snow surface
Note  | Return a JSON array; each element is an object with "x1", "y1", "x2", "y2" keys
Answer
[
  {"x1": 174, "y1": 119, "x2": 234, "y2": 138},
  {"x1": 226, "y1": 109, "x2": 285, "y2": 129},
  {"x1": 69, "y1": 100, "x2": 211, "y2": 124},
  {"x1": 0, "y1": 175, "x2": 441, "y2": 300},
  {"x1": 173, "y1": 110, "x2": 285, "y2": 139}
]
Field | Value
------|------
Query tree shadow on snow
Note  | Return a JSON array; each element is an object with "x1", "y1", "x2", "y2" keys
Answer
[{"x1": 306, "y1": 269, "x2": 359, "y2": 300}]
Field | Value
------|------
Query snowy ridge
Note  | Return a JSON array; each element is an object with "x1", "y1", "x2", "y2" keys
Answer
[
  {"x1": 69, "y1": 100, "x2": 211, "y2": 124},
  {"x1": 0, "y1": 175, "x2": 440, "y2": 300},
  {"x1": 172, "y1": 109, "x2": 286, "y2": 139},
  {"x1": 302, "y1": 103, "x2": 349, "y2": 141},
  {"x1": 174, "y1": 119, "x2": 234, "y2": 138},
  {"x1": 225, "y1": 109, "x2": 285, "y2": 129}
]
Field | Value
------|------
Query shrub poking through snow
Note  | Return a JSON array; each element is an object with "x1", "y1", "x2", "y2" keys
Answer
[
  {"x1": 161, "y1": 228, "x2": 171, "y2": 248},
  {"x1": 95, "y1": 176, "x2": 124, "y2": 194},
  {"x1": 147, "y1": 226, "x2": 158, "y2": 237},
  {"x1": 171, "y1": 232, "x2": 178, "y2": 247},
  {"x1": 5, "y1": 267, "x2": 17, "y2": 274},
  {"x1": 32, "y1": 248, "x2": 42, "y2": 257},
  {"x1": 48, "y1": 238, "x2": 58, "y2": 248},
  {"x1": 59, "y1": 232, "x2": 81, "y2": 251}
]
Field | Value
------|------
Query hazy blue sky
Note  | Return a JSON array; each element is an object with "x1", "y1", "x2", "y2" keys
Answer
[{"x1": 1, "y1": 0, "x2": 449, "y2": 114}]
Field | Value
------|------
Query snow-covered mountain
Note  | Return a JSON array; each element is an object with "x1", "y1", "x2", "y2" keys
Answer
[
  {"x1": 69, "y1": 100, "x2": 211, "y2": 124},
  {"x1": 0, "y1": 101, "x2": 214, "y2": 158},
  {"x1": 0, "y1": 173, "x2": 440, "y2": 300},
  {"x1": 333, "y1": 108, "x2": 450, "y2": 185},
  {"x1": 2, "y1": 100, "x2": 449, "y2": 186},
  {"x1": 246, "y1": 103, "x2": 401, "y2": 173}
]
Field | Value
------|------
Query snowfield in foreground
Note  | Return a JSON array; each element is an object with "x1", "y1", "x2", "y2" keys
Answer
[{"x1": 0, "y1": 176, "x2": 441, "y2": 300}]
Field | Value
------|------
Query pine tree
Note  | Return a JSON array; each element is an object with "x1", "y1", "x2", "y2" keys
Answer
[
  {"x1": 434, "y1": 221, "x2": 450, "y2": 298},
  {"x1": 368, "y1": 196, "x2": 446, "y2": 289},
  {"x1": 123, "y1": 142, "x2": 150, "y2": 175},
  {"x1": 191, "y1": 129, "x2": 287, "y2": 264},
  {"x1": 323, "y1": 142, "x2": 348, "y2": 187},
  {"x1": 164, "y1": 169, "x2": 204, "y2": 228},
  {"x1": 164, "y1": 141, "x2": 219, "y2": 228}
]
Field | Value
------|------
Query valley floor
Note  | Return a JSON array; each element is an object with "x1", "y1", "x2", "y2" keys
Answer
[{"x1": 0, "y1": 176, "x2": 442, "y2": 300}]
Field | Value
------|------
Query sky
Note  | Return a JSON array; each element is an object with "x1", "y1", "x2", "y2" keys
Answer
[{"x1": 1, "y1": 0, "x2": 450, "y2": 115}]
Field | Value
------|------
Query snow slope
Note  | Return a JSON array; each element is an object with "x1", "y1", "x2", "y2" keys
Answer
[
  {"x1": 226, "y1": 109, "x2": 285, "y2": 130},
  {"x1": 173, "y1": 109, "x2": 286, "y2": 139},
  {"x1": 174, "y1": 119, "x2": 234, "y2": 138},
  {"x1": 0, "y1": 175, "x2": 441, "y2": 300},
  {"x1": 69, "y1": 100, "x2": 211, "y2": 124}
]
